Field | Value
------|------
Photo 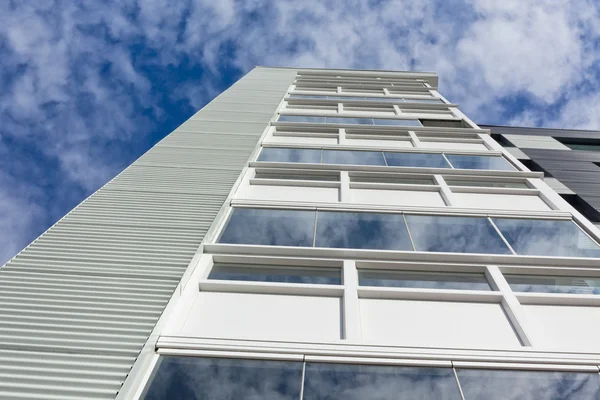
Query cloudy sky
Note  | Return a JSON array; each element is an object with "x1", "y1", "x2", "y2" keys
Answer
[{"x1": 1, "y1": 0, "x2": 599, "y2": 264}]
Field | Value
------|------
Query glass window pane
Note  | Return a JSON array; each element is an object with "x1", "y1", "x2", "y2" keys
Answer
[
  {"x1": 303, "y1": 363, "x2": 462, "y2": 400},
  {"x1": 208, "y1": 263, "x2": 341, "y2": 285},
  {"x1": 405, "y1": 215, "x2": 511, "y2": 254},
  {"x1": 287, "y1": 94, "x2": 325, "y2": 99},
  {"x1": 492, "y1": 218, "x2": 600, "y2": 258},
  {"x1": 325, "y1": 117, "x2": 374, "y2": 125},
  {"x1": 359, "y1": 270, "x2": 491, "y2": 290},
  {"x1": 403, "y1": 98, "x2": 443, "y2": 104},
  {"x1": 322, "y1": 150, "x2": 386, "y2": 166},
  {"x1": 143, "y1": 356, "x2": 303, "y2": 400},
  {"x1": 505, "y1": 274, "x2": 600, "y2": 294},
  {"x1": 446, "y1": 154, "x2": 515, "y2": 171},
  {"x1": 445, "y1": 179, "x2": 529, "y2": 189},
  {"x1": 456, "y1": 369, "x2": 600, "y2": 400},
  {"x1": 351, "y1": 174, "x2": 435, "y2": 185},
  {"x1": 254, "y1": 171, "x2": 340, "y2": 181},
  {"x1": 278, "y1": 115, "x2": 327, "y2": 123},
  {"x1": 219, "y1": 208, "x2": 315, "y2": 247},
  {"x1": 564, "y1": 143, "x2": 600, "y2": 152},
  {"x1": 258, "y1": 148, "x2": 321, "y2": 163},
  {"x1": 384, "y1": 152, "x2": 450, "y2": 168},
  {"x1": 315, "y1": 211, "x2": 413, "y2": 251},
  {"x1": 373, "y1": 118, "x2": 422, "y2": 126},
  {"x1": 326, "y1": 96, "x2": 367, "y2": 101}
]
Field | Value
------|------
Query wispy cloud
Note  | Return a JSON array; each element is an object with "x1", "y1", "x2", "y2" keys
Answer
[{"x1": 1, "y1": 0, "x2": 600, "y2": 263}]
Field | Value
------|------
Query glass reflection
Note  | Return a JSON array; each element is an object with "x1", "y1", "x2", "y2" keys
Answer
[
  {"x1": 219, "y1": 208, "x2": 315, "y2": 247},
  {"x1": 325, "y1": 117, "x2": 374, "y2": 125},
  {"x1": 278, "y1": 115, "x2": 326, "y2": 123},
  {"x1": 143, "y1": 356, "x2": 303, "y2": 400},
  {"x1": 303, "y1": 363, "x2": 462, "y2": 400},
  {"x1": 383, "y1": 152, "x2": 450, "y2": 168},
  {"x1": 456, "y1": 369, "x2": 600, "y2": 400},
  {"x1": 505, "y1": 274, "x2": 600, "y2": 294},
  {"x1": 358, "y1": 269, "x2": 491, "y2": 291},
  {"x1": 403, "y1": 98, "x2": 443, "y2": 104},
  {"x1": 445, "y1": 154, "x2": 515, "y2": 171},
  {"x1": 322, "y1": 150, "x2": 386, "y2": 166},
  {"x1": 492, "y1": 218, "x2": 600, "y2": 258},
  {"x1": 373, "y1": 118, "x2": 422, "y2": 126},
  {"x1": 258, "y1": 148, "x2": 321, "y2": 163},
  {"x1": 208, "y1": 263, "x2": 341, "y2": 285},
  {"x1": 444, "y1": 179, "x2": 529, "y2": 189},
  {"x1": 405, "y1": 215, "x2": 511, "y2": 254},
  {"x1": 315, "y1": 211, "x2": 413, "y2": 251}
]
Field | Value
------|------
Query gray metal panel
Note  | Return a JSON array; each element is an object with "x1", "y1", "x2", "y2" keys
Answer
[
  {"x1": 0, "y1": 67, "x2": 295, "y2": 399},
  {"x1": 502, "y1": 134, "x2": 572, "y2": 150},
  {"x1": 483, "y1": 124, "x2": 600, "y2": 140}
]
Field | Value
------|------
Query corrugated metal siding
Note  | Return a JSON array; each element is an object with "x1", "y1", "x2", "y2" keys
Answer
[{"x1": 0, "y1": 67, "x2": 297, "y2": 399}]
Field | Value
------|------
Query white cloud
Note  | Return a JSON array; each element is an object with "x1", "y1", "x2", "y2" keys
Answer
[{"x1": 1, "y1": 0, "x2": 600, "y2": 263}]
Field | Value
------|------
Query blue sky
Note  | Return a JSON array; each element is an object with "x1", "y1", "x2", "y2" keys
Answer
[{"x1": 1, "y1": 0, "x2": 600, "y2": 264}]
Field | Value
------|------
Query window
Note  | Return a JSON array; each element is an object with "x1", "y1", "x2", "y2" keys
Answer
[
  {"x1": 445, "y1": 154, "x2": 515, "y2": 171},
  {"x1": 208, "y1": 263, "x2": 341, "y2": 285},
  {"x1": 143, "y1": 357, "x2": 303, "y2": 400},
  {"x1": 492, "y1": 218, "x2": 600, "y2": 258},
  {"x1": 358, "y1": 269, "x2": 491, "y2": 291},
  {"x1": 404, "y1": 215, "x2": 512, "y2": 254},
  {"x1": 303, "y1": 363, "x2": 462, "y2": 400},
  {"x1": 315, "y1": 211, "x2": 413, "y2": 251},
  {"x1": 445, "y1": 178, "x2": 530, "y2": 189},
  {"x1": 556, "y1": 138, "x2": 600, "y2": 152},
  {"x1": 350, "y1": 173, "x2": 435, "y2": 185},
  {"x1": 219, "y1": 208, "x2": 315, "y2": 247},
  {"x1": 258, "y1": 148, "x2": 321, "y2": 163},
  {"x1": 322, "y1": 150, "x2": 386, "y2": 166},
  {"x1": 384, "y1": 152, "x2": 450, "y2": 168},
  {"x1": 277, "y1": 115, "x2": 422, "y2": 126},
  {"x1": 505, "y1": 274, "x2": 600, "y2": 294},
  {"x1": 456, "y1": 369, "x2": 600, "y2": 400},
  {"x1": 254, "y1": 170, "x2": 340, "y2": 181}
]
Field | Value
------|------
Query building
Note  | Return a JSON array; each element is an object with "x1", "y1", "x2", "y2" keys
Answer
[
  {"x1": 483, "y1": 124, "x2": 600, "y2": 230},
  {"x1": 2, "y1": 67, "x2": 600, "y2": 399}
]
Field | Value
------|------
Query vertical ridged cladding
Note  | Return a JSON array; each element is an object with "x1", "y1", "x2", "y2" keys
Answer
[{"x1": 0, "y1": 67, "x2": 298, "y2": 399}]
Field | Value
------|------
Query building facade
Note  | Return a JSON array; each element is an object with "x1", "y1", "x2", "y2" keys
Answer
[
  {"x1": 484, "y1": 124, "x2": 600, "y2": 230},
  {"x1": 2, "y1": 68, "x2": 600, "y2": 399}
]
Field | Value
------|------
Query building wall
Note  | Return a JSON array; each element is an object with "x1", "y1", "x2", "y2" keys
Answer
[
  {"x1": 133, "y1": 70, "x2": 600, "y2": 399},
  {"x1": 483, "y1": 124, "x2": 600, "y2": 227},
  {"x1": 0, "y1": 67, "x2": 297, "y2": 399}
]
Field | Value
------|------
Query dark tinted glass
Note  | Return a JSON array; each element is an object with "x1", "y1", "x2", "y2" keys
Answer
[
  {"x1": 405, "y1": 215, "x2": 511, "y2": 254},
  {"x1": 258, "y1": 148, "x2": 321, "y2": 163},
  {"x1": 143, "y1": 356, "x2": 303, "y2": 400},
  {"x1": 373, "y1": 118, "x2": 422, "y2": 126},
  {"x1": 303, "y1": 363, "x2": 462, "y2": 400},
  {"x1": 327, "y1": 96, "x2": 367, "y2": 101},
  {"x1": 456, "y1": 369, "x2": 600, "y2": 400},
  {"x1": 278, "y1": 115, "x2": 327, "y2": 123},
  {"x1": 322, "y1": 150, "x2": 386, "y2": 166},
  {"x1": 219, "y1": 208, "x2": 315, "y2": 247},
  {"x1": 359, "y1": 270, "x2": 491, "y2": 290},
  {"x1": 505, "y1": 274, "x2": 600, "y2": 294},
  {"x1": 254, "y1": 171, "x2": 340, "y2": 181},
  {"x1": 492, "y1": 218, "x2": 600, "y2": 258},
  {"x1": 384, "y1": 152, "x2": 450, "y2": 168},
  {"x1": 446, "y1": 154, "x2": 515, "y2": 171},
  {"x1": 315, "y1": 211, "x2": 413, "y2": 251},
  {"x1": 208, "y1": 263, "x2": 341, "y2": 285},
  {"x1": 325, "y1": 117, "x2": 374, "y2": 125}
]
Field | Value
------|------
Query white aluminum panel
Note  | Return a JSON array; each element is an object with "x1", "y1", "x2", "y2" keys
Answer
[
  {"x1": 350, "y1": 188, "x2": 445, "y2": 207},
  {"x1": 523, "y1": 305, "x2": 600, "y2": 352},
  {"x1": 359, "y1": 299, "x2": 521, "y2": 349},
  {"x1": 452, "y1": 193, "x2": 551, "y2": 211},
  {"x1": 181, "y1": 292, "x2": 341, "y2": 342},
  {"x1": 420, "y1": 141, "x2": 488, "y2": 151},
  {"x1": 245, "y1": 184, "x2": 339, "y2": 202}
]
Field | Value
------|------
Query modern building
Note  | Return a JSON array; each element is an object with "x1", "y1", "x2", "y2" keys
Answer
[
  {"x1": 483, "y1": 124, "x2": 600, "y2": 230},
  {"x1": 2, "y1": 67, "x2": 600, "y2": 399}
]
